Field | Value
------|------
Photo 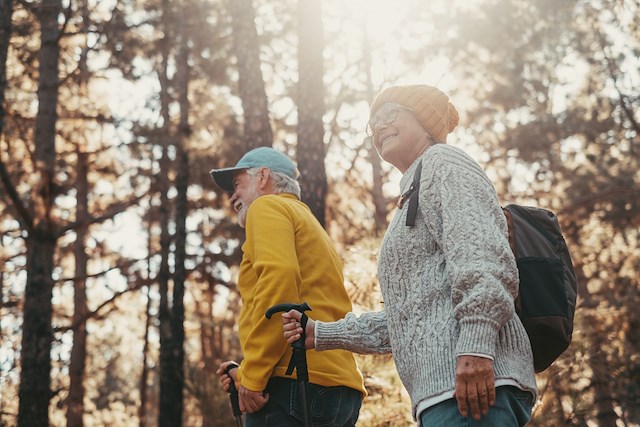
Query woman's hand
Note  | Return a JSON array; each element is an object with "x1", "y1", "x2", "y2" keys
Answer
[
  {"x1": 455, "y1": 355, "x2": 495, "y2": 420},
  {"x1": 282, "y1": 309, "x2": 316, "y2": 350}
]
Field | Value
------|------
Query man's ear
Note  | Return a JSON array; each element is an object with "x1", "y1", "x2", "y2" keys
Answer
[{"x1": 258, "y1": 167, "x2": 271, "y2": 189}]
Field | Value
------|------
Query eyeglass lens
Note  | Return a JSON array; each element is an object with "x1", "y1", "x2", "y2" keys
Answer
[{"x1": 367, "y1": 108, "x2": 400, "y2": 137}]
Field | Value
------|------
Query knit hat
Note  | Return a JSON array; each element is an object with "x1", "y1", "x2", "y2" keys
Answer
[
  {"x1": 210, "y1": 147, "x2": 298, "y2": 193},
  {"x1": 370, "y1": 85, "x2": 460, "y2": 142}
]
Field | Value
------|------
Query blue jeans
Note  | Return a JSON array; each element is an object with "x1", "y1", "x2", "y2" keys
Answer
[
  {"x1": 419, "y1": 386, "x2": 534, "y2": 426},
  {"x1": 245, "y1": 377, "x2": 362, "y2": 427}
]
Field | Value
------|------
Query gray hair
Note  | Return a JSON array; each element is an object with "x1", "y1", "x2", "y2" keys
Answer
[{"x1": 247, "y1": 167, "x2": 301, "y2": 199}]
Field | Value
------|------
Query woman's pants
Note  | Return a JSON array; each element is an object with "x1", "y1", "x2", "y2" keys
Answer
[{"x1": 419, "y1": 386, "x2": 534, "y2": 426}]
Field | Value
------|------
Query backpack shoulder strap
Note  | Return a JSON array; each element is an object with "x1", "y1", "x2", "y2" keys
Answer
[
  {"x1": 405, "y1": 160, "x2": 422, "y2": 226},
  {"x1": 506, "y1": 204, "x2": 564, "y2": 250},
  {"x1": 502, "y1": 207, "x2": 517, "y2": 254}
]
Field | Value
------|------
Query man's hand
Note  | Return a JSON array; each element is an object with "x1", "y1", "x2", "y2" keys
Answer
[
  {"x1": 215, "y1": 361, "x2": 239, "y2": 392},
  {"x1": 239, "y1": 385, "x2": 269, "y2": 413},
  {"x1": 282, "y1": 309, "x2": 316, "y2": 349},
  {"x1": 455, "y1": 355, "x2": 495, "y2": 420}
]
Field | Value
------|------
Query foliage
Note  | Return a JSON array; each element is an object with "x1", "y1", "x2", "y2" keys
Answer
[{"x1": 0, "y1": 0, "x2": 638, "y2": 425}]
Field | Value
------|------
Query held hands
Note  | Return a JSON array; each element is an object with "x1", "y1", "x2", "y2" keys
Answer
[
  {"x1": 282, "y1": 309, "x2": 316, "y2": 350},
  {"x1": 454, "y1": 355, "x2": 496, "y2": 420},
  {"x1": 215, "y1": 361, "x2": 269, "y2": 413}
]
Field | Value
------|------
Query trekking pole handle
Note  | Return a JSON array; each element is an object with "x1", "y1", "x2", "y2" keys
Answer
[
  {"x1": 224, "y1": 363, "x2": 241, "y2": 417},
  {"x1": 265, "y1": 302, "x2": 312, "y2": 352},
  {"x1": 265, "y1": 302, "x2": 312, "y2": 319}
]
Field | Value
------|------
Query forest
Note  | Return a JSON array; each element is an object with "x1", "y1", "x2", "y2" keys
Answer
[{"x1": 0, "y1": 0, "x2": 638, "y2": 426}]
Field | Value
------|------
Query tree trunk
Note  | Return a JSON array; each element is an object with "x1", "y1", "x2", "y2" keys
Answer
[
  {"x1": 19, "y1": 226, "x2": 57, "y2": 427},
  {"x1": 18, "y1": 1, "x2": 61, "y2": 426},
  {"x1": 157, "y1": 1, "x2": 180, "y2": 424},
  {"x1": 139, "y1": 211, "x2": 154, "y2": 427},
  {"x1": 296, "y1": 0, "x2": 327, "y2": 227},
  {"x1": 200, "y1": 281, "x2": 216, "y2": 374},
  {"x1": 228, "y1": 0, "x2": 273, "y2": 150},
  {"x1": 0, "y1": 0, "x2": 13, "y2": 136},
  {"x1": 66, "y1": 150, "x2": 89, "y2": 427},
  {"x1": 66, "y1": 2, "x2": 91, "y2": 422},
  {"x1": 574, "y1": 261, "x2": 618, "y2": 427},
  {"x1": 167, "y1": 16, "x2": 191, "y2": 426},
  {"x1": 0, "y1": 0, "x2": 11, "y2": 345},
  {"x1": 167, "y1": 147, "x2": 187, "y2": 427},
  {"x1": 156, "y1": 79, "x2": 177, "y2": 427},
  {"x1": 362, "y1": 22, "x2": 387, "y2": 233},
  {"x1": 588, "y1": 316, "x2": 618, "y2": 426},
  {"x1": 32, "y1": 0, "x2": 60, "y2": 183},
  {"x1": 582, "y1": 319, "x2": 614, "y2": 424},
  {"x1": 157, "y1": 134, "x2": 175, "y2": 427},
  {"x1": 138, "y1": 287, "x2": 152, "y2": 427}
]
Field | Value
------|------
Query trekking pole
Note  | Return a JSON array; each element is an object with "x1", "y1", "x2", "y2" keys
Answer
[
  {"x1": 265, "y1": 302, "x2": 312, "y2": 427},
  {"x1": 224, "y1": 362, "x2": 243, "y2": 427}
]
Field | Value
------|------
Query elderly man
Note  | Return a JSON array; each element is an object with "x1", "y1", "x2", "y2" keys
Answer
[{"x1": 212, "y1": 147, "x2": 365, "y2": 427}]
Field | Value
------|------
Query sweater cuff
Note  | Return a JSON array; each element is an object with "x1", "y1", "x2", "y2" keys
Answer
[
  {"x1": 315, "y1": 320, "x2": 346, "y2": 352},
  {"x1": 455, "y1": 318, "x2": 500, "y2": 358}
]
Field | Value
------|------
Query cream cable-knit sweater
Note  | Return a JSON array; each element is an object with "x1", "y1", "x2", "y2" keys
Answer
[{"x1": 316, "y1": 144, "x2": 537, "y2": 420}]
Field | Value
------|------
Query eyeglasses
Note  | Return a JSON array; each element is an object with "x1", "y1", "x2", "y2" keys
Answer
[{"x1": 366, "y1": 104, "x2": 414, "y2": 138}]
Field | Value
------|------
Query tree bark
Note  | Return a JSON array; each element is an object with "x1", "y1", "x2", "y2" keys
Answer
[
  {"x1": 199, "y1": 282, "x2": 216, "y2": 374},
  {"x1": 66, "y1": 150, "x2": 89, "y2": 427},
  {"x1": 18, "y1": 1, "x2": 61, "y2": 426},
  {"x1": 138, "y1": 288, "x2": 152, "y2": 427},
  {"x1": 138, "y1": 210, "x2": 154, "y2": 427},
  {"x1": 156, "y1": 57, "x2": 177, "y2": 427},
  {"x1": 157, "y1": 126, "x2": 175, "y2": 427},
  {"x1": 167, "y1": 15, "x2": 190, "y2": 425},
  {"x1": 19, "y1": 225, "x2": 57, "y2": 427},
  {"x1": 296, "y1": 0, "x2": 327, "y2": 226},
  {"x1": 66, "y1": 2, "x2": 91, "y2": 422},
  {"x1": 32, "y1": 0, "x2": 60, "y2": 184},
  {"x1": 228, "y1": 0, "x2": 273, "y2": 150},
  {"x1": 0, "y1": 0, "x2": 13, "y2": 137},
  {"x1": 0, "y1": 0, "x2": 13, "y2": 346},
  {"x1": 574, "y1": 260, "x2": 618, "y2": 427},
  {"x1": 157, "y1": 1, "x2": 182, "y2": 425}
]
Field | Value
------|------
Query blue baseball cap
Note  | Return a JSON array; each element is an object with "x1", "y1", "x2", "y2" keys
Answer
[{"x1": 210, "y1": 147, "x2": 298, "y2": 193}]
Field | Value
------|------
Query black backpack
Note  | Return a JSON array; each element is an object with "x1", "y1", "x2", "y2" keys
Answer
[{"x1": 405, "y1": 161, "x2": 578, "y2": 373}]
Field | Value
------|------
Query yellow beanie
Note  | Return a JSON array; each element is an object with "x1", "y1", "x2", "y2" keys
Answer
[{"x1": 370, "y1": 85, "x2": 460, "y2": 142}]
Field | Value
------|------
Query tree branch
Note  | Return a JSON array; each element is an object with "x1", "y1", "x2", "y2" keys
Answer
[
  {"x1": 0, "y1": 159, "x2": 33, "y2": 230},
  {"x1": 56, "y1": 264, "x2": 120, "y2": 283},
  {"x1": 59, "y1": 193, "x2": 146, "y2": 235},
  {"x1": 594, "y1": 17, "x2": 640, "y2": 138},
  {"x1": 53, "y1": 279, "x2": 150, "y2": 333},
  {"x1": 559, "y1": 187, "x2": 640, "y2": 215},
  {"x1": 56, "y1": 257, "x2": 149, "y2": 283}
]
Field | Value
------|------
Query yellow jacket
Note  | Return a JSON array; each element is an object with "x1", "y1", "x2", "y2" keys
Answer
[{"x1": 236, "y1": 193, "x2": 365, "y2": 397}]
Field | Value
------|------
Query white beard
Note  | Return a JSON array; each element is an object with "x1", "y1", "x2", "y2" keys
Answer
[{"x1": 236, "y1": 180, "x2": 260, "y2": 228}]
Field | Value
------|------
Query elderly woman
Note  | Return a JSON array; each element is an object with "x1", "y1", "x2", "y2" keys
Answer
[{"x1": 283, "y1": 85, "x2": 537, "y2": 426}]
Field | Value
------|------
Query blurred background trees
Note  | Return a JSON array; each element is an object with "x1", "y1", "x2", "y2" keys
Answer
[{"x1": 0, "y1": 0, "x2": 638, "y2": 426}]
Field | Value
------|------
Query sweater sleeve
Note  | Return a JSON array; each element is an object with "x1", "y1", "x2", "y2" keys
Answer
[
  {"x1": 420, "y1": 146, "x2": 519, "y2": 359},
  {"x1": 315, "y1": 310, "x2": 392, "y2": 354},
  {"x1": 240, "y1": 197, "x2": 302, "y2": 391}
]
